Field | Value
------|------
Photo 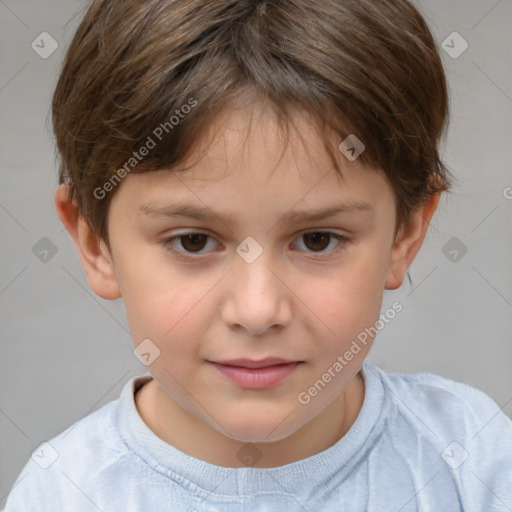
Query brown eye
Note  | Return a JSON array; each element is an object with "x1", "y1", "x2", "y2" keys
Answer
[
  {"x1": 162, "y1": 232, "x2": 217, "y2": 257},
  {"x1": 162, "y1": 230, "x2": 348, "y2": 260},
  {"x1": 302, "y1": 232, "x2": 332, "y2": 252},
  {"x1": 293, "y1": 231, "x2": 348, "y2": 256},
  {"x1": 179, "y1": 234, "x2": 208, "y2": 252}
]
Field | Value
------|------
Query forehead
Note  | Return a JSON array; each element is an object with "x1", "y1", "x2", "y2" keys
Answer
[
  {"x1": 186, "y1": 101, "x2": 337, "y2": 179},
  {"x1": 112, "y1": 104, "x2": 395, "y2": 226}
]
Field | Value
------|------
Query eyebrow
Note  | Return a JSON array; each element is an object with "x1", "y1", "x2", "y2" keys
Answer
[{"x1": 140, "y1": 199, "x2": 374, "y2": 226}]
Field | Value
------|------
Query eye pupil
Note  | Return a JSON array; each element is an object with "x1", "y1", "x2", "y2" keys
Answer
[
  {"x1": 303, "y1": 232, "x2": 330, "y2": 252},
  {"x1": 181, "y1": 234, "x2": 207, "y2": 252},
  {"x1": 167, "y1": 231, "x2": 342, "y2": 257}
]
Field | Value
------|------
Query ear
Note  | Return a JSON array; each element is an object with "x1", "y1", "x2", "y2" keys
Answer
[
  {"x1": 385, "y1": 192, "x2": 440, "y2": 290},
  {"x1": 54, "y1": 184, "x2": 121, "y2": 300}
]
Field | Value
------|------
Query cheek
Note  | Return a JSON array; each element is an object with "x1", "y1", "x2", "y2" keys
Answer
[
  {"x1": 300, "y1": 252, "x2": 388, "y2": 353},
  {"x1": 119, "y1": 260, "x2": 218, "y2": 357},
  {"x1": 111, "y1": 240, "x2": 232, "y2": 378},
  {"x1": 126, "y1": 286, "x2": 207, "y2": 340}
]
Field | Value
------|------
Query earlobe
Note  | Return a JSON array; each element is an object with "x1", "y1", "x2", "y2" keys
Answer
[
  {"x1": 385, "y1": 192, "x2": 440, "y2": 290},
  {"x1": 54, "y1": 184, "x2": 121, "y2": 300}
]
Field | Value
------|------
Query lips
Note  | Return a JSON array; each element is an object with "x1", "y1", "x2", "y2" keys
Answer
[
  {"x1": 210, "y1": 357, "x2": 302, "y2": 369},
  {"x1": 207, "y1": 358, "x2": 303, "y2": 389}
]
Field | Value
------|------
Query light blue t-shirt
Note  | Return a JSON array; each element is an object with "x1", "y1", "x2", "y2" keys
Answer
[{"x1": 3, "y1": 362, "x2": 512, "y2": 511}]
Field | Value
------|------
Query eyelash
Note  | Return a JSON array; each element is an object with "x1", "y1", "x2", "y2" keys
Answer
[{"x1": 161, "y1": 230, "x2": 350, "y2": 260}]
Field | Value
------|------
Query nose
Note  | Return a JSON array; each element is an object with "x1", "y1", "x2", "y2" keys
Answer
[{"x1": 221, "y1": 248, "x2": 292, "y2": 336}]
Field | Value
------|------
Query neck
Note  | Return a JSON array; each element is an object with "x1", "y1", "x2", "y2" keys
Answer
[{"x1": 135, "y1": 371, "x2": 365, "y2": 468}]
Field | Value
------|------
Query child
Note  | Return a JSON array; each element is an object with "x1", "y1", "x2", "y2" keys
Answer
[{"x1": 4, "y1": 0, "x2": 511, "y2": 510}]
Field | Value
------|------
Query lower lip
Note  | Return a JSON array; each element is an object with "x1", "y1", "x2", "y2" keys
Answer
[{"x1": 208, "y1": 362, "x2": 302, "y2": 389}]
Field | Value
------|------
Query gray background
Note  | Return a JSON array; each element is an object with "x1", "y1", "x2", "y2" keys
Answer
[{"x1": 1, "y1": 0, "x2": 511, "y2": 506}]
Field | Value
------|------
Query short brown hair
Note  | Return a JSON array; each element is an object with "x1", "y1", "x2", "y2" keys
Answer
[{"x1": 52, "y1": 0, "x2": 454, "y2": 244}]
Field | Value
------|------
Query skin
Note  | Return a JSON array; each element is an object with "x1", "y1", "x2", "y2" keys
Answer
[{"x1": 55, "y1": 101, "x2": 439, "y2": 468}]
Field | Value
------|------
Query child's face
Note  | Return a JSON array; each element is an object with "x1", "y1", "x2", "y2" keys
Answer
[{"x1": 95, "y1": 106, "x2": 406, "y2": 443}]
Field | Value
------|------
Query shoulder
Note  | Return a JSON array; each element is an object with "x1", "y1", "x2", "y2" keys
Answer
[
  {"x1": 367, "y1": 363, "x2": 512, "y2": 480},
  {"x1": 374, "y1": 365, "x2": 511, "y2": 440},
  {"x1": 3, "y1": 381, "x2": 137, "y2": 511},
  {"x1": 363, "y1": 363, "x2": 512, "y2": 508}
]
